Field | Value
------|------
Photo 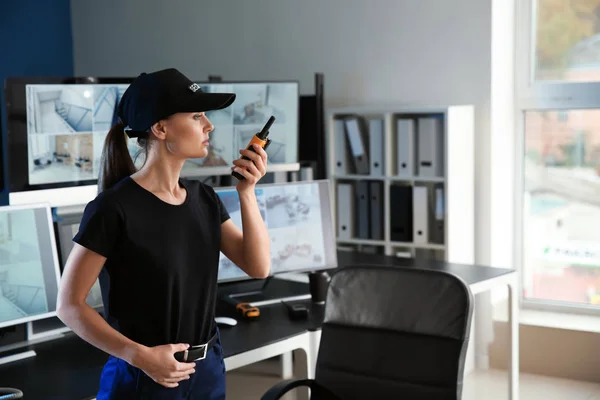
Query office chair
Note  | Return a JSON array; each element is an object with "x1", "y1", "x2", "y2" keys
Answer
[{"x1": 261, "y1": 265, "x2": 474, "y2": 400}]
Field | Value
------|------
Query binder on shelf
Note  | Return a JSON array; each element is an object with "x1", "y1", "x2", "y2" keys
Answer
[
  {"x1": 415, "y1": 249, "x2": 445, "y2": 261},
  {"x1": 396, "y1": 118, "x2": 415, "y2": 177},
  {"x1": 395, "y1": 249, "x2": 412, "y2": 259},
  {"x1": 416, "y1": 117, "x2": 444, "y2": 177},
  {"x1": 337, "y1": 183, "x2": 354, "y2": 240},
  {"x1": 337, "y1": 244, "x2": 357, "y2": 253},
  {"x1": 390, "y1": 185, "x2": 413, "y2": 242},
  {"x1": 344, "y1": 117, "x2": 370, "y2": 174},
  {"x1": 428, "y1": 183, "x2": 445, "y2": 244},
  {"x1": 369, "y1": 181, "x2": 384, "y2": 240},
  {"x1": 360, "y1": 245, "x2": 383, "y2": 255},
  {"x1": 412, "y1": 186, "x2": 428, "y2": 244},
  {"x1": 334, "y1": 119, "x2": 348, "y2": 176},
  {"x1": 355, "y1": 180, "x2": 370, "y2": 239},
  {"x1": 368, "y1": 118, "x2": 384, "y2": 177}
]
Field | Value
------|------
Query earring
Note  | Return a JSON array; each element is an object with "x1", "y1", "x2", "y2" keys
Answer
[{"x1": 165, "y1": 137, "x2": 177, "y2": 154}]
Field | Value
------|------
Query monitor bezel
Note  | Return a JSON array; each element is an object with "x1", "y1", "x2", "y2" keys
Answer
[
  {"x1": 4, "y1": 77, "x2": 300, "y2": 207},
  {"x1": 0, "y1": 202, "x2": 62, "y2": 329},
  {"x1": 215, "y1": 179, "x2": 337, "y2": 284}
]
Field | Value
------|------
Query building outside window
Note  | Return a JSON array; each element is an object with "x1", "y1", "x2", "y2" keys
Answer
[{"x1": 518, "y1": 0, "x2": 600, "y2": 312}]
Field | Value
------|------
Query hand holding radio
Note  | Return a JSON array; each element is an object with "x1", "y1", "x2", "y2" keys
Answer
[
  {"x1": 231, "y1": 116, "x2": 274, "y2": 185},
  {"x1": 231, "y1": 144, "x2": 268, "y2": 185}
]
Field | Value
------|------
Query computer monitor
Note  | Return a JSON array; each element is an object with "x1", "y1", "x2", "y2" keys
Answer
[
  {"x1": 4, "y1": 78, "x2": 299, "y2": 207},
  {"x1": 215, "y1": 179, "x2": 337, "y2": 283},
  {"x1": 4, "y1": 77, "x2": 132, "y2": 207},
  {"x1": 184, "y1": 81, "x2": 299, "y2": 170},
  {"x1": 0, "y1": 203, "x2": 62, "y2": 330},
  {"x1": 54, "y1": 217, "x2": 103, "y2": 311}
]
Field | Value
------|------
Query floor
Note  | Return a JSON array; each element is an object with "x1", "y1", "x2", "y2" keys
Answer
[
  {"x1": 30, "y1": 163, "x2": 94, "y2": 185},
  {"x1": 225, "y1": 359, "x2": 600, "y2": 400}
]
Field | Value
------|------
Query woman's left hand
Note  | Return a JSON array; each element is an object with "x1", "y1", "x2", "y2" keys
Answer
[{"x1": 232, "y1": 143, "x2": 268, "y2": 192}]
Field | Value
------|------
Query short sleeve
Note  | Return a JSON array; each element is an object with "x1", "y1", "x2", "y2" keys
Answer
[
  {"x1": 73, "y1": 193, "x2": 124, "y2": 258},
  {"x1": 197, "y1": 181, "x2": 231, "y2": 224}
]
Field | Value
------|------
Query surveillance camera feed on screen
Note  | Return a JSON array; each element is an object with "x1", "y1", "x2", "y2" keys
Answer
[
  {"x1": 24, "y1": 81, "x2": 297, "y2": 186},
  {"x1": 185, "y1": 82, "x2": 298, "y2": 170},
  {"x1": 25, "y1": 84, "x2": 131, "y2": 186},
  {"x1": 216, "y1": 182, "x2": 332, "y2": 282},
  {"x1": 0, "y1": 207, "x2": 59, "y2": 328}
]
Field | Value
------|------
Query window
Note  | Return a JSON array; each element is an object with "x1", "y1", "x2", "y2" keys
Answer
[
  {"x1": 557, "y1": 111, "x2": 569, "y2": 121},
  {"x1": 534, "y1": 0, "x2": 600, "y2": 82},
  {"x1": 517, "y1": 0, "x2": 600, "y2": 313},
  {"x1": 522, "y1": 109, "x2": 600, "y2": 307}
]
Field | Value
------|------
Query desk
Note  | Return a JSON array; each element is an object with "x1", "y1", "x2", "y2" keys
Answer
[
  {"x1": 0, "y1": 251, "x2": 518, "y2": 400},
  {"x1": 216, "y1": 296, "x2": 324, "y2": 376},
  {"x1": 0, "y1": 299, "x2": 325, "y2": 400}
]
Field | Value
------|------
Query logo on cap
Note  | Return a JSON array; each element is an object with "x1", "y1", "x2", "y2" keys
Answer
[{"x1": 189, "y1": 83, "x2": 201, "y2": 93}]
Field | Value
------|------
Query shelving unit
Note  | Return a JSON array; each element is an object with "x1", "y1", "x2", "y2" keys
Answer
[{"x1": 326, "y1": 105, "x2": 475, "y2": 265}]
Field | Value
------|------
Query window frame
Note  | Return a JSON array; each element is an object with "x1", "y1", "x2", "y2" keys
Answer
[{"x1": 515, "y1": 0, "x2": 600, "y2": 315}]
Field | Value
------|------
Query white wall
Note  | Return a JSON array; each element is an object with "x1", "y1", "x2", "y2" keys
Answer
[
  {"x1": 71, "y1": 0, "x2": 493, "y2": 259},
  {"x1": 71, "y1": 0, "x2": 496, "y2": 369}
]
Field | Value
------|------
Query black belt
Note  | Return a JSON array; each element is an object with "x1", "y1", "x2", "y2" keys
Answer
[{"x1": 173, "y1": 332, "x2": 218, "y2": 362}]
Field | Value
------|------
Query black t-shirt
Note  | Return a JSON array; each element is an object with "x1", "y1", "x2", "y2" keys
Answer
[{"x1": 73, "y1": 176, "x2": 230, "y2": 347}]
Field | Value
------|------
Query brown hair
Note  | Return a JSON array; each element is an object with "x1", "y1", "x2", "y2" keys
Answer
[{"x1": 98, "y1": 122, "x2": 149, "y2": 193}]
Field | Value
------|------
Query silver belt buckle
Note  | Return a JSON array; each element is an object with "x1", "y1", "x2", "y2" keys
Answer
[{"x1": 190, "y1": 343, "x2": 208, "y2": 361}]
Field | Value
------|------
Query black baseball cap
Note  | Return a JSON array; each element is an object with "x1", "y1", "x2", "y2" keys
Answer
[{"x1": 117, "y1": 68, "x2": 236, "y2": 138}]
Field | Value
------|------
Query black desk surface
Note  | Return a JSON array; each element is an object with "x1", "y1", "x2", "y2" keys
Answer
[
  {"x1": 0, "y1": 300, "x2": 326, "y2": 400},
  {"x1": 0, "y1": 251, "x2": 514, "y2": 399},
  {"x1": 335, "y1": 251, "x2": 515, "y2": 286},
  {"x1": 0, "y1": 336, "x2": 107, "y2": 400},
  {"x1": 216, "y1": 291, "x2": 325, "y2": 358}
]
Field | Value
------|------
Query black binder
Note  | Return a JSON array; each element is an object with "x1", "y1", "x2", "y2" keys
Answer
[
  {"x1": 369, "y1": 181, "x2": 383, "y2": 240},
  {"x1": 355, "y1": 180, "x2": 370, "y2": 239},
  {"x1": 390, "y1": 185, "x2": 413, "y2": 242}
]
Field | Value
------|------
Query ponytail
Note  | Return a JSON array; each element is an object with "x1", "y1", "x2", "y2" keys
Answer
[{"x1": 98, "y1": 122, "x2": 136, "y2": 193}]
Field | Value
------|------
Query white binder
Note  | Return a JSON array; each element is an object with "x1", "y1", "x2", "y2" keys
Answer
[
  {"x1": 413, "y1": 186, "x2": 428, "y2": 244},
  {"x1": 368, "y1": 118, "x2": 384, "y2": 176},
  {"x1": 334, "y1": 119, "x2": 347, "y2": 175},
  {"x1": 396, "y1": 119, "x2": 415, "y2": 177},
  {"x1": 417, "y1": 117, "x2": 444, "y2": 177},
  {"x1": 337, "y1": 183, "x2": 354, "y2": 240}
]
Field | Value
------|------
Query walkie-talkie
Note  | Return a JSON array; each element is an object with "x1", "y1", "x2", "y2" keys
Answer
[{"x1": 232, "y1": 116, "x2": 275, "y2": 180}]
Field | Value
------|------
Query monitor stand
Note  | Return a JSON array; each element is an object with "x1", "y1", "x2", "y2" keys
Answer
[
  {"x1": 0, "y1": 349, "x2": 36, "y2": 366},
  {"x1": 217, "y1": 276, "x2": 311, "y2": 308},
  {"x1": 0, "y1": 318, "x2": 74, "y2": 366},
  {"x1": 0, "y1": 327, "x2": 37, "y2": 366}
]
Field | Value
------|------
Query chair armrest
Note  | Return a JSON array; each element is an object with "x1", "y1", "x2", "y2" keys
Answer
[
  {"x1": 0, "y1": 387, "x2": 24, "y2": 400},
  {"x1": 261, "y1": 379, "x2": 340, "y2": 400}
]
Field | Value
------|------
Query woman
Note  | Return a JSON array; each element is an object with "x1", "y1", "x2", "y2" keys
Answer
[{"x1": 56, "y1": 68, "x2": 271, "y2": 399}]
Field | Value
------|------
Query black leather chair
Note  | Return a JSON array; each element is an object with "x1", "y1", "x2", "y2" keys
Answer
[{"x1": 262, "y1": 265, "x2": 474, "y2": 400}]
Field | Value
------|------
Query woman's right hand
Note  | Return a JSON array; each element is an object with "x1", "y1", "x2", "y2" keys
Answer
[{"x1": 133, "y1": 343, "x2": 197, "y2": 388}]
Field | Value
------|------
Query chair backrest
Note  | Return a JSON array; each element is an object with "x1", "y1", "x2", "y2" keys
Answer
[{"x1": 314, "y1": 265, "x2": 474, "y2": 400}]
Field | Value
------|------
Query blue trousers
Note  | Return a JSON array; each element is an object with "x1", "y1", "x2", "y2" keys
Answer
[{"x1": 96, "y1": 333, "x2": 226, "y2": 399}]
